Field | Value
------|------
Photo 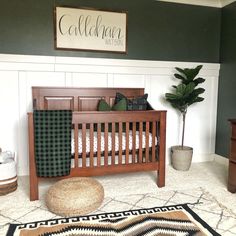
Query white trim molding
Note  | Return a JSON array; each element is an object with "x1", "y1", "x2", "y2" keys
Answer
[
  {"x1": 157, "y1": 0, "x2": 235, "y2": 8},
  {"x1": 221, "y1": 0, "x2": 236, "y2": 7},
  {"x1": 213, "y1": 154, "x2": 229, "y2": 166},
  {"x1": 0, "y1": 53, "x2": 220, "y2": 76}
]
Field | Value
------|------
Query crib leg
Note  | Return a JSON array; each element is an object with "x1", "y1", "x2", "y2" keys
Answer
[
  {"x1": 30, "y1": 174, "x2": 39, "y2": 201},
  {"x1": 28, "y1": 112, "x2": 39, "y2": 201},
  {"x1": 157, "y1": 168, "x2": 165, "y2": 187},
  {"x1": 157, "y1": 111, "x2": 166, "y2": 187},
  {"x1": 157, "y1": 151, "x2": 165, "y2": 187},
  {"x1": 157, "y1": 153, "x2": 165, "y2": 187}
]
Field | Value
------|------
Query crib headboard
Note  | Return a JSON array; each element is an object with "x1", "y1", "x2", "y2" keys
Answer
[{"x1": 32, "y1": 87, "x2": 145, "y2": 111}]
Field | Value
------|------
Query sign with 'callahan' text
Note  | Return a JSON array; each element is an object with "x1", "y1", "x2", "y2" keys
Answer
[{"x1": 55, "y1": 7, "x2": 127, "y2": 53}]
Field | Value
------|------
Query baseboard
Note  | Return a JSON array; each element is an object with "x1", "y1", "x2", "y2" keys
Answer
[
  {"x1": 192, "y1": 153, "x2": 215, "y2": 163},
  {"x1": 212, "y1": 154, "x2": 229, "y2": 166}
]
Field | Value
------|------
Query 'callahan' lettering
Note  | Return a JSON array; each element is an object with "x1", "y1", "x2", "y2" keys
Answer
[{"x1": 58, "y1": 14, "x2": 123, "y2": 40}]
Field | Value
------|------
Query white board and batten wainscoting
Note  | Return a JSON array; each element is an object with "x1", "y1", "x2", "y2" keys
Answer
[{"x1": 0, "y1": 53, "x2": 220, "y2": 176}]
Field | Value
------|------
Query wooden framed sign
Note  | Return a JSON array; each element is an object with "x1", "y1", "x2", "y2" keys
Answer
[{"x1": 54, "y1": 6, "x2": 127, "y2": 53}]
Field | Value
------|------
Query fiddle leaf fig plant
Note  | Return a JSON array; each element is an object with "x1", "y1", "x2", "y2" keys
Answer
[{"x1": 165, "y1": 65, "x2": 205, "y2": 148}]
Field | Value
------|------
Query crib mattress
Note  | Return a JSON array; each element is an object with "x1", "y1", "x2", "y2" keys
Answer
[{"x1": 71, "y1": 131, "x2": 158, "y2": 154}]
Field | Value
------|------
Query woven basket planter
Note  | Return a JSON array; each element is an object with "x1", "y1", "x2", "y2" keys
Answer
[{"x1": 0, "y1": 152, "x2": 17, "y2": 195}]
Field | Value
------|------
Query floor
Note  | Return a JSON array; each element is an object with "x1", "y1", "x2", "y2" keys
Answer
[{"x1": 1, "y1": 161, "x2": 236, "y2": 235}]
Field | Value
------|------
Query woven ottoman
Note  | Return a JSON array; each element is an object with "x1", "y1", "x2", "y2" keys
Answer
[{"x1": 46, "y1": 177, "x2": 104, "y2": 217}]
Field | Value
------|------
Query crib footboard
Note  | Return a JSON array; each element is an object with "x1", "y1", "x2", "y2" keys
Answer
[{"x1": 28, "y1": 110, "x2": 166, "y2": 201}]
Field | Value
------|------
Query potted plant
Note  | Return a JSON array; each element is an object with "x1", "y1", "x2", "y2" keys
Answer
[{"x1": 165, "y1": 65, "x2": 205, "y2": 170}]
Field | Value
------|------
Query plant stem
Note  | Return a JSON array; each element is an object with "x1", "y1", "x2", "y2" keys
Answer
[{"x1": 181, "y1": 111, "x2": 186, "y2": 149}]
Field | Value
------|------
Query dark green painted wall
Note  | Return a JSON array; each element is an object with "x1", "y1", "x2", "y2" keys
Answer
[
  {"x1": 216, "y1": 2, "x2": 236, "y2": 158},
  {"x1": 0, "y1": 0, "x2": 221, "y2": 62}
]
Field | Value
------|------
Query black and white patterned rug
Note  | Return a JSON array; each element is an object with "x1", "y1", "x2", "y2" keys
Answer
[{"x1": 7, "y1": 203, "x2": 220, "y2": 236}]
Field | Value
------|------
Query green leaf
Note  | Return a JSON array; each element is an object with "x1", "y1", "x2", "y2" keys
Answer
[
  {"x1": 196, "y1": 65, "x2": 203, "y2": 71},
  {"x1": 195, "y1": 97, "x2": 204, "y2": 102},
  {"x1": 176, "y1": 84, "x2": 186, "y2": 95},
  {"x1": 185, "y1": 82, "x2": 195, "y2": 95},
  {"x1": 174, "y1": 73, "x2": 186, "y2": 81},
  {"x1": 193, "y1": 87, "x2": 205, "y2": 95},
  {"x1": 175, "y1": 67, "x2": 185, "y2": 74},
  {"x1": 186, "y1": 65, "x2": 203, "y2": 80},
  {"x1": 194, "y1": 77, "x2": 205, "y2": 86},
  {"x1": 165, "y1": 93, "x2": 179, "y2": 100}
]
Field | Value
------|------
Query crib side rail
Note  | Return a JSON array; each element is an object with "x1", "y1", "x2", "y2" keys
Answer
[
  {"x1": 72, "y1": 110, "x2": 164, "y2": 123},
  {"x1": 72, "y1": 110, "x2": 166, "y2": 176}
]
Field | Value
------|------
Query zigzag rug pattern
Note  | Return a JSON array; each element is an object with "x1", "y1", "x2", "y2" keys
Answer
[{"x1": 7, "y1": 204, "x2": 220, "y2": 236}]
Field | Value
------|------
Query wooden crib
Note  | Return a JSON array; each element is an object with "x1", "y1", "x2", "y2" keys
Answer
[{"x1": 28, "y1": 87, "x2": 166, "y2": 201}]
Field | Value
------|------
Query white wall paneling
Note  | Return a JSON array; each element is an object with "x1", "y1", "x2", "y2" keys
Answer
[
  {"x1": 71, "y1": 73, "x2": 108, "y2": 87},
  {"x1": 113, "y1": 74, "x2": 146, "y2": 88},
  {"x1": 0, "y1": 71, "x2": 19, "y2": 153},
  {"x1": 0, "y1": 54, "x2": 220, "y2": 176}
]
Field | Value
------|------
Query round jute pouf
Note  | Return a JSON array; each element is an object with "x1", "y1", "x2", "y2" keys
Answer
[{"x1": 45, "y1": 177, "x2": 104, "y2": 217}]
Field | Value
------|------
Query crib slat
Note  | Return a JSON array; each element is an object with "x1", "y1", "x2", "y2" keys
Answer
[
  {"x1": 139, "y1": 122, "x2": 143, "y2": 163},
  {"x1": 132, "y1": 122, "x2": 136, "y2": 163},
  {"x1": 118, "y1": 122, "x2": 122, "y2": 165},
  {"x1": 145, "y1": 122, "x2": 150, "y2": 163},
  {"x1": 82, "y1": 123, "x2": 86, "y2": 167},
  {"x1": 112, "y1": 123, "x2": 115, "y2": 165},
  {"x1": 97, "y1": 123, "x2": 101, "y2": 167},
  {"x1": 125, "y1": 122, "x2": 129, "y2": 164},
  {"x1": 152, "y1": 121, "x2": 156, "y2": 162},
  {"x1": 90, "y1": 124, "x2": 94, "y2": 167},
  {"x1": 104, "y1": 123, "x2": 108, "y2": 166},
  {"x1": 74, "y1": 124, "x2": 79, "y2": 168}
]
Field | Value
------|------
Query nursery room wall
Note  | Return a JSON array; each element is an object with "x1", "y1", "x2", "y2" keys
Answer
[
  {"x1": 0, "y1": 0, "x2": 220, "y2": 61},
  {"x1": 0, "y1": 0, "x2": 221, "y2": 175},
  {"x1": 216, "y1": 1, "x2": 236, "y2": 158}
]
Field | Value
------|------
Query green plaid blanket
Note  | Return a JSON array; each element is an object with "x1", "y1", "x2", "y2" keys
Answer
[{"x1": 33, "y1": 110, "x2": 72, "y2": 177}]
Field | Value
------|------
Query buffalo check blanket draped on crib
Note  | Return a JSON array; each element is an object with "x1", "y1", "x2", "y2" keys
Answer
[{"x1": 33, "y1": 110, "x2": 72, "y2": 177}]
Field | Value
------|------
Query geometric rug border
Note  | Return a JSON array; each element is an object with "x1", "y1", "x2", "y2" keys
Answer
[
  {"x1": 181, "y1": 204, "x2": 221, "y2": 236},
  {"x1": 6, "y1": 203, "x2": 221, "y2": 236}
]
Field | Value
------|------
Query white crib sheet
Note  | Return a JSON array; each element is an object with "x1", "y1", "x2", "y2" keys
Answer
[{"x1": 71, "y1": 131, "x2": 158, "y2": 154}]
